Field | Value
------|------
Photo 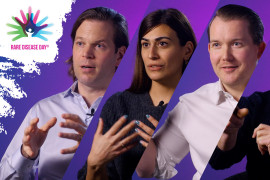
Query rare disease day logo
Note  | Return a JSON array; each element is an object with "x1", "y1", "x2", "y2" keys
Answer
[{"x1": 7, "y1": 6, "x2": 53, "y2": 42}]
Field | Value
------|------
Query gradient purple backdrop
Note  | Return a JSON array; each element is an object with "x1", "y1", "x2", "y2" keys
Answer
[
  {"x1": 2, "y1": 0, "x2": 270, "y2": 179},
  {"x1": 202, "y1": 0, "x2": 270, "y2": 179},
  {"x1": 0, "y1": 0, "x2": 150, "y2": 173},
  {"x1": 64, "y1": 0, "x2": 221, "y2": 179}
]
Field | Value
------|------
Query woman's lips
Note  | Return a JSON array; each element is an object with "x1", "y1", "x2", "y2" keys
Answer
[{"x1": 148, "y1": 64, "x2": 164, "y2": 71}]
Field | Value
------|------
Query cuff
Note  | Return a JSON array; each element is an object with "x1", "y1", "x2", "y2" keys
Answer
[
  {"x1": 11, "y1": 146, "x2": 39, "y2": 175},
  {"x1": 153, "y1": 147, "x2": 177, "y2": 179}
]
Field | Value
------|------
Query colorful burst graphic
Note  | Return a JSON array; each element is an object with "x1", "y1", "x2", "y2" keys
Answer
[{"x1": 7, "y1": 6, "x2": 53, "y2": 41}]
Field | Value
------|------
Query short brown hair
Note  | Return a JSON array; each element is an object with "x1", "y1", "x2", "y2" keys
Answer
[
  {"x1": 66, "y1": 7, "x2": 129, "y2": 81},
  {"x1": 207, "y1": 4, "x2": 264, "y2": 45}
]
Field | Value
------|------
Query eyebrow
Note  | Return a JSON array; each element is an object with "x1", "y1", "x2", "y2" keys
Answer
[
  {"x1": 141, "y1": 36, "x2": 172, "y2": 42},
  {"x1": 75, "y1": 37, "x2": 108, "y2": 43},
  {"x1": 209, "y1": 38, "x2": 245, "y2": 43}
]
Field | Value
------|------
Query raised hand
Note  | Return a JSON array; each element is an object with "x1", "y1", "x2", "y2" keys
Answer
[
  {"x1": 58, "y1": 113, "x2": 87, "y2": 154},
  {"x1": 135, "y1": 115, "x2": 159, "y2": 147},
  {"x1": 218, "y1": 107, "x2": 249, "y2": 151},
  {"x1": 22, "y1": 117, "x2": 57, "y2": 159},
  {"x1": 87, "y1": 116, "x2": 138, "y2": 173},
  {"x1": 252, "y1": 124, "x2": 270, "y2": 155}
]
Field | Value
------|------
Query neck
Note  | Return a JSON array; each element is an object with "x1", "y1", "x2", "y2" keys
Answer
[
  {"x1": 222, "y1": 83, "x2": 246, "y2": 101},
  {"x1": 149, "y1": 80, "x2": 178, "y2": 106},
  {"x1": 77, "y1": 82, "x2": 106, "y2": 107}
]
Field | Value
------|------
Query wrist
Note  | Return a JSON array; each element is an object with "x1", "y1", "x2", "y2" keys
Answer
[
  {"x1": 218, "y1": 132, "x2": 238, "y2": 151},
  {"x1": 21, "y1": 145, "x2": 39, "y2": 160}
]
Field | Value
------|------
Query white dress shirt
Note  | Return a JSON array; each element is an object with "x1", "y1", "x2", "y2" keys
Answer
[
  {"x1": 153, "y1": 81, "x2": 238, "y2": 180},
  {"x1": 0, "y1": 82, "x2": 102, "y2": 180}
]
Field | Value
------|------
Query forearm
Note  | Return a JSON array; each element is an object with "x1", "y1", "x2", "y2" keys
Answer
[
  {"x1": 86, "y1": 164, "x2": 108, "y2": 180},
  {"x1": 136, "y1": 140, "x2": 157, "y2": 177},
  {"x1": 0, "y1": 146, "x2": 37, "y2": 180},
  {"x1": 217, "y1": 131, "x2": 238, "y2": 151}
]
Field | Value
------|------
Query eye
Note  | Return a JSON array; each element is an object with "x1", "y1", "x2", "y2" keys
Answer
[
  {"x1": 211, "y1": 42, "x2": 220, "y2": 48},
  {"x1": 159, "y1": 41, "x2": 168, "y2": 47},
  {"x1": 76, "y1": 41, "x2": 83, "y2": 46},
  {"x1": 233, "y1": 42, "x2": 243, "y2": 47},
  {"x1": 141, "y1": 42, "x2": 149, "y2": 48},
  {"x1": 96, "y1": 44, "x2": 103, "y2": 48}
]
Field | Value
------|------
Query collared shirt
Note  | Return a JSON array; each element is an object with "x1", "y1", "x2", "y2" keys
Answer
[
  {"x1": 153, "y1": 81, "x2": 238, "y2": 180},
  {"x1": 0, "y1": 81, "x2": 102, "y2": 180}
]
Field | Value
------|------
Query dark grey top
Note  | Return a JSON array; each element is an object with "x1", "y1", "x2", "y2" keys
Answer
[{"x1": 78, "y1": 91, "x2": 167, "y2": 180}]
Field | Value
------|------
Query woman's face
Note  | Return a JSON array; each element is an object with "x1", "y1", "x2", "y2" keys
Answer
[{"x1": 141, "y1": 24, "x2": 188, "y2": 84}]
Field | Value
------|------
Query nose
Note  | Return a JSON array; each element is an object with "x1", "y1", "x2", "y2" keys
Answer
[
  {"x1": 222, "y1": 45, "x2": 233, "y2": 61},
  {"x1": 148, "y1": 45, "x2": 159, "y2": 60},
  {"x1": 83, "y1": 45, "x2": 95, "y2": 59}
]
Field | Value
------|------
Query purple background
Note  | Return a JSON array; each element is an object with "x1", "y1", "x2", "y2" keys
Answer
[
  {"x1": 64, "y1": 0, "x2": 220, "y2": 179},
  {"x1": 0, "y1": 0, "x2": 150, "y2": 172},
  {"x1": 201, "y1": 0, "x2": 270, "y2": 179},
  {"x1": 1, "y1": 0, "x2": 270, "y2": 179}
]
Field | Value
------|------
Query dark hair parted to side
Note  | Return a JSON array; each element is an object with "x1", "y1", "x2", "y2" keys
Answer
[
  {"x1": 66, "y1": 7, "x2": 129, "y2": 81},
  {"x1": 207, "y1": 4, "x2": 264, "y2": 45},
  {"x1": 128, "y1": 8, "x2": 197, "y2": 93}
]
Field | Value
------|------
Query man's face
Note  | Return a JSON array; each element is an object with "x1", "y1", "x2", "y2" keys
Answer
[
  {"x1": 208, "y1": 17, "x2": 263, "y2": 90},
  {"x1": 72, "y1": 20, "x2": 122, "y2": 89}
]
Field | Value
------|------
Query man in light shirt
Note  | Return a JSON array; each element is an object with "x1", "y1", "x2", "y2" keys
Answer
[
  {"x1": 137, "y1": 4, "x2": 265, "y2": 180},
  {"x1": 0, "y1": 7, "x2": 128, "y2": 180}
]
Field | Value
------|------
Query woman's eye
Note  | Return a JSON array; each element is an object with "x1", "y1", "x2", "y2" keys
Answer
[
  {"x1": 159, "y1": 42, "x2": 168, "y2": 46},
  {"x1": 142, "y1": 42, "x2": 149, "y2": 47}
]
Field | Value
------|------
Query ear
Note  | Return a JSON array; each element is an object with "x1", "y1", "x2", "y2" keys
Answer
[
  {"x1": 183, "y1": 41, "x2": 194, "y2": 61},
  {"x1": 115, "y1": 46, "x2": 127, "y2": 67},
  {"x1": 257, "y1": 41, "x2": 266, "y2": 60},
  {"x1": 208, "y1": 43, "x2": 211, "y2": 53}
]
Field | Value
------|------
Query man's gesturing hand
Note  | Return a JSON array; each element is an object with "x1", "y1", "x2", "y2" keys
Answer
[
  {"x1": 252, "y1": 124, "x2": 270, "y2": 155},
  {"x1": 22, "y1": 117, "x2": 57, "y2": 159},
  {"x1": 59, "y1": 113, "x2": 87, "y2": 154},
  {"x1": 218, "y1": 108, "x2": 249, "y2": 151}
]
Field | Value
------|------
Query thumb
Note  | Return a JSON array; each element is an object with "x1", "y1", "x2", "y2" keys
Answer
[
  {"x1": 42, "y1": 117, "x2": 57, "y2": 132},
  {"x1": 237, "y1": 108, "x2": 249, "y2": 119}
]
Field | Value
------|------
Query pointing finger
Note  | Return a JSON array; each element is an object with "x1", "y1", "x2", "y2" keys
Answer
[
  {"x1": 60, "y1": 145, "x2": 78, "y2": 154},
  {"x1": 107, "y1": 115, "x2": 128, "y2": 136},
  {"x1": 60, "y1": 121, "x2": 86, "y2": 134},
  {"x1": 146, "y1": 115, "x2": 159, "y2": 128},
  {"x1": 41, "y1": 117, "x2": 57, "y2": 132},
  {"x1": 62, "y1": 113, "x2": 86, "y2": 127},
  {"x1": 236, "y1": 108, "x2": 249, "y2": 119},
  {"x1": 96, "y1": 118, "x2": 104, "y2": 135}
]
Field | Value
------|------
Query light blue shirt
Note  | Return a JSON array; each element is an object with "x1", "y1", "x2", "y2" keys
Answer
[{"x1": 0, "y1": 81, "x2": 102, "y2": 180}]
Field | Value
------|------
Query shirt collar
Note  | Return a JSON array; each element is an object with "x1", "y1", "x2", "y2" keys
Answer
[
  {"x1": 63, "y1": 81, "x2": 103, "y2": 108},
  {"x1": 63, "y1": 81, "x2": 78, "y2": 98},
  {"x1": 215, "y1": 80, "x2": 235, "y2": 105}
]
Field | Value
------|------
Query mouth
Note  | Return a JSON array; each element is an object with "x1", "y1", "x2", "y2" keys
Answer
[
  {"x1": 148, "y1": 64, "x2": 164, "y2": 71},
  {"x1": 221, "y1": 65, "x2": 238, "y2": 72},
  {"x1": 81, "y1": 65, "x2": 95, "y2": 69}
]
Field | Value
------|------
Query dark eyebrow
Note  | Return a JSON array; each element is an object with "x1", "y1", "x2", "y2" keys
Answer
[
  {"x1": 75, "y1": 37, "x2": 107, "y2": 44},
  {"x1": 141, "y1": 36, "x2": 172, "y2": 42}
]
